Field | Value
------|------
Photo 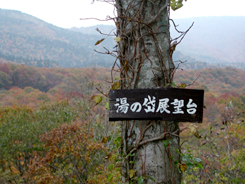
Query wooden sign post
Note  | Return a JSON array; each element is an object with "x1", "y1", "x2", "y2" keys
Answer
[{"x1": 109, "y1": 88, "x2": 204, "y2": 123}]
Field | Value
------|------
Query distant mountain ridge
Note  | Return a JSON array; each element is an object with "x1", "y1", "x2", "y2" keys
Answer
[
  {"x1": 170, "y1": 16, "x2": 245, "y2": 64},
  {"x1": 73, "y1": 17, "x2": 245, "y2": 66},
  {"x1": 70, "y1": 25, "x2": 116, "y2": 35},
  {"x1": 0, "y1": 9, "x2": 114, "y2": 68},
  {"x1": 0, "y1": 8, "x2": 244, "y2": 69}
]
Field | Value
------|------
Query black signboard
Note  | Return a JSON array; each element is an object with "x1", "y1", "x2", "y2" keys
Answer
[{"x1": 109, "y1": 88, "x2": 204, "y2": 123}]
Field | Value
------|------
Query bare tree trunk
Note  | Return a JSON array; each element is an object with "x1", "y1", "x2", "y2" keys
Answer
[{"x1": 115, "y1": 0, "x2": 181, "y2": 183}]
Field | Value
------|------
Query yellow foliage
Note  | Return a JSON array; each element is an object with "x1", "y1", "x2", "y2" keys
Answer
[
  {"x1": 111, "y1": 81, "x2": 120, "y2": 90},
  {"x1": 114, "y1": 37, "x2": 121, "y2": 42},
  {"x1": 180, "y1": 164, "x2": 188, "y2": 172}
]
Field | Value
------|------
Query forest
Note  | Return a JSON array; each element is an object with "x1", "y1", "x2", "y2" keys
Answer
[
  {"x1": 0, "y1": 2, "x2": 245, "y2": 183},
  {"x1": 0, "y1": 62, "x2": 244, "y2": 183},
  {"x1": 0, "y1": 8, "x2": 114, "y2": 68}
]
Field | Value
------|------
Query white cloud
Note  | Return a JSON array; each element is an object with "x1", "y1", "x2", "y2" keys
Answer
[{"x1": 0, "y1": 0, "x2": 244, "y2": 28}]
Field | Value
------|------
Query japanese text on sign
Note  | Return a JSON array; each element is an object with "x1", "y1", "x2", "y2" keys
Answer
[{"x1": 114, "y1": 95, "x2": 197, "y2": 115}]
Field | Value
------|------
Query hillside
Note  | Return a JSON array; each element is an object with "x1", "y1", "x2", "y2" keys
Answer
[
  {"x1": 70, "y1": 25, "x2": 116, "y2": 36},
  {"x1": 0, "y1": 9, "x2": 114, "y2": 68},
  {"x1": 170, "y1": 16, "x2": 245, "y2": 64},
  {"x1": 74, "y1": 17, "x2": 245, "y2": 69},
  {"x1": 0, "y1": 63, "x2": 244, "y2": 98},
  {"x1": 0, "y1": 8, "x2": 244, "y2": 69},
  {"x1": 0, "y1": 63, "x2": 244, "y2": 183}
]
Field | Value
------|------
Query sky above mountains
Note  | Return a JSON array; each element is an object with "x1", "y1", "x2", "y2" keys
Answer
[{"x1": 0, "y1": 0, "x2": 245, "y2": 28}]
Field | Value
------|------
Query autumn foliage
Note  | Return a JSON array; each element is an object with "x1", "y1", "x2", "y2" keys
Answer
[
  {"x1": 0, "y1": 63, "x2": 244, "y2": 183},
  {"x1": 25, "y1": 121, "x2": 108, "y2": 183}
]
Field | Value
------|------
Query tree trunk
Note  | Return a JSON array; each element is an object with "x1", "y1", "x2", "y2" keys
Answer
[{"x1": 115, "y1": 0, "x2": 181, "y2": 183}]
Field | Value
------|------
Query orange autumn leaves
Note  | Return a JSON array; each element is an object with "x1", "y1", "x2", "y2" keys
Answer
[{"x1": 24, "y1": 121, "x2": 111, "y2": 183}]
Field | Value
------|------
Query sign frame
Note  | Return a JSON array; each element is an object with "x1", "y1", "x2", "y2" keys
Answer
[{"x1": 109, "y1": 88, "x2": 204, "y2": 123}]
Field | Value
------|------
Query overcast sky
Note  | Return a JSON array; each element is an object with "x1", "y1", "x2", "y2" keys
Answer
[{"x1": 0, "y1": 0, "x2": 245, "y2": 28}]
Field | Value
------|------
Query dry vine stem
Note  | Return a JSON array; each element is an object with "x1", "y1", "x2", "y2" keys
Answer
[{"x1": 91, "y1": 0, "x2": 192, "y2": 183}]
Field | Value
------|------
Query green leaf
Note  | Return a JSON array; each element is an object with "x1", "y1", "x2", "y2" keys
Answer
[
  {"x1": 111, "y1": 81, "x2": 120, "y2": 90},
  {"x1": 178, "y1": 83, "x2": 186, "y2": 88},
  {"x1": 196, "y1": 162, "x2": 204, "y2": 169},
  {"x1": 186, "y1": 162, "x2": 194, "y2": 168},
  {"x1": 170, "y1": 4, "x2": 176, "y2": 10},
  {"x1": 174, "y1": 161, "x2": 179, "y2": 166},
  {"x1": 90, "y1": 94, "x2": 103, "y2": 105},
  {"x1": 127, "y1": 153, "x2": 135, "y2": 157},
  {"x1": 170, "y1": 0, "x2": 183, "y2": 11},
  {"x1": 105, "y1": 102, "x2": 109, "y2": 110},
  {"x1": 108, "y1": 164, "x2": 114, "y2": 171},
  {"x1": 172, "y1": 81, "x2": 177, "y2": 87},
  {"x1": 162, "y1": 139, "x2": 171, "y2": 147},
  {"x1": 193, "y1": 157, "x2": 202, "y2": 163},
  {"x1": 176, "y1": 3, "x2": 183, "y2": 9},
  {"x1": 107, "y1": 173, "x2": 114, "y2": 182},
  {"x1": 129, "y1": 169, "x2": 136, "y2": 178},
  {"x1": 136, "y1": 176, "x2": 144, "y2": 184}
]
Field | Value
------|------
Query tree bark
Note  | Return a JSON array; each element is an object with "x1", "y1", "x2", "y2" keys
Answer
[{"x1": 115, "y1": 0, "x2": 181, "y2": 183}]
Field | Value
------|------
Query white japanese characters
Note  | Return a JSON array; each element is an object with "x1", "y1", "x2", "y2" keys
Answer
[
  {"x1": 171, "y1": 99, "x2": 184, "y2": 114},
  {"x1": 130, "y1": 102, "x2": 142, "y2": 112},
  {"x1": 143, "y1": 95, "x2": 156, "y2": 113},
  {"x1": 114, "y1": 97, "x2": 129, "y2": 114},
  {"x1": 156, "y1": 98, "x2": 170, "y2": 114},
  {"x1": 186, "y1": 99, "x2": 197, "y2": 114},
  {"x1": 114, "y1": 96, "x2": 197, "y2": 115}
]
